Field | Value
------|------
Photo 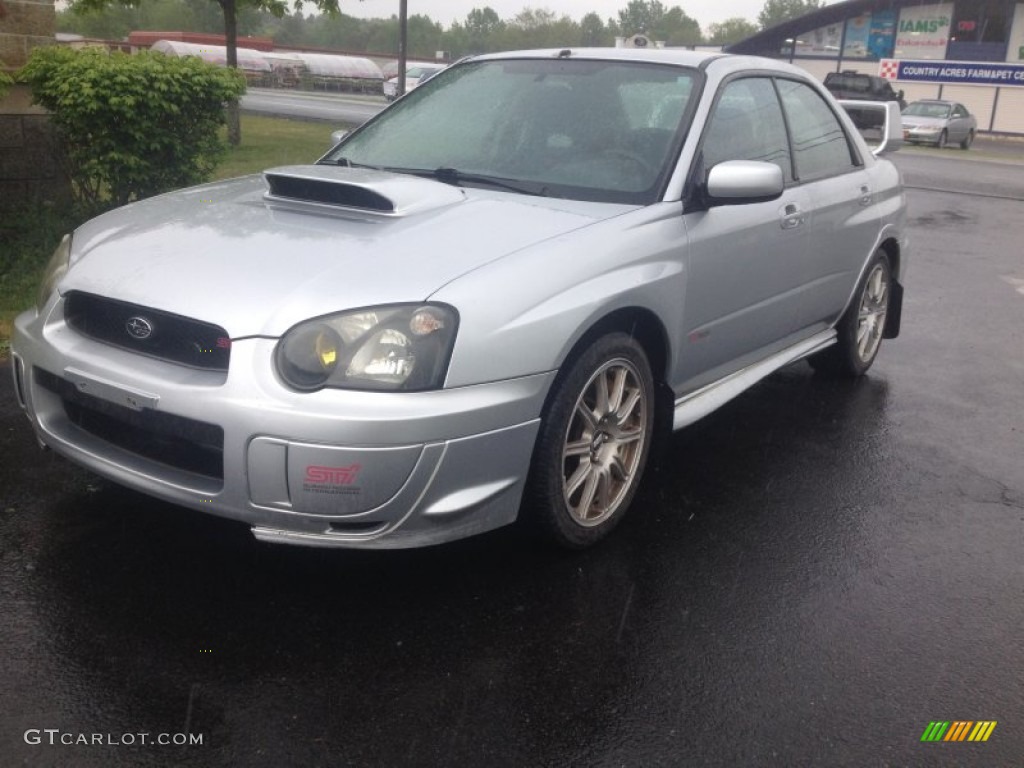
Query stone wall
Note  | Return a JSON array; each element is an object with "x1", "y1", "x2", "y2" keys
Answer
[
  {"x1": 0, "y1": 85, "x2": 66, "y2": 207},
  {"x1": 0, "y1": 0, "x2": 68, "y2": 210},
  {"x1": 1, "y1": 0, "x2": 56, "y2": 69}
]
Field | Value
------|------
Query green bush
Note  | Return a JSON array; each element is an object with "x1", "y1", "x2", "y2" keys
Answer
[
  {"x1": 0, "y1": 69, "x2": 13, "y2": 99},
  {"x1": 19, "y1": 47, "x2": 246, "y2": 213}
]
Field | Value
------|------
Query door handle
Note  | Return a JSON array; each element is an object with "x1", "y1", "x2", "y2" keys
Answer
[
  {"x1": 780, "y1": 202, "x2": 803, "y2": 229},
  {"x1": 859, "y1": 185, "x2": 872, "y2": 207}
]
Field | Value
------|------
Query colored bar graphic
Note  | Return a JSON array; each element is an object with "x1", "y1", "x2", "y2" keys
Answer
[
  {"x1": 921, "y1": 721, "x2": 950, "y2": 741},
  {"x1": 969, "y1": 722, "x2": 998, "y2": 742},
  {"x1": 921, "y1": 720, "x2": 996, "y2": 742},
  {"x1": 944, "y1": 721, "x2": 972, "y2": 741}
]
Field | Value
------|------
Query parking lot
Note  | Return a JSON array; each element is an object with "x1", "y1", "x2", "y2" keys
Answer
[{"x1": 1, "y1": 147, "x2": 1022, "y2": 767}]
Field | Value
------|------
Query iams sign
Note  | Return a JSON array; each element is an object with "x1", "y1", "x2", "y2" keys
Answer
[{"x1": 899, "y1": 17, "x2": 950, "y2": 34}]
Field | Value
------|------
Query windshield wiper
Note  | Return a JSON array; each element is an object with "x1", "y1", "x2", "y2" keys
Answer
[
  {"x1": 385, "y1": 166, "x2": 547, "y2": 197},
  {"x1": 316, "y1": 162, "x2": 548, "y2": 196},
  {"x1": 320, "y1": 156, "x2": 381, "y2": 170}
]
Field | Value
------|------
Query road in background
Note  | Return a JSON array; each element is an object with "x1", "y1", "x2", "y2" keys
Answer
[
  {"x1": 893, "y1": 147, "x2": 1024, "y2": 199},
  {"x1": 240, "y1": 88, "x2": 384, "y2": 126},
  {"x1": 1, "y1": 151, "x2": 1022, "y2": 767}
]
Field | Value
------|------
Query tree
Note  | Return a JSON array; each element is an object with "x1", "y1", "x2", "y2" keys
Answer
[
  {"x1": 406, "y1": 13, "x2": 444, "y2": 59},
  {"x1": 19, "y1": 46, "x2": 245, "y2": 212},
  {"x1": 66, "y1": 0, "x2": 348, "y2": 145},
  {"x1": 616, "y1": 0, "x2": 666, "y2": 36},
  {"x1": 465, "y1": 6, "x2": 503, "y2": 37},
  {"x1": 461, "y1": 6, "x2": 504, "y2": 52},
  {"x1": 657, "y1": 6, "x2": 700, "y2": 46},
  {"x1": 757, "y1": 0, "x2": 824, "y2": 31},
  {"x1": 614, "y1": 1, "x2": 699, "y2": 45},
  {"x1": 706, "y1": 17, "x2": 759, "y2": 45},
  {"x1": 579, "y1": 12, "x2": 608, "y2": 46}
]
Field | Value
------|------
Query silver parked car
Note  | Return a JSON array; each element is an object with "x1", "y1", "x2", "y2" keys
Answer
[
  {"x1": 382, "y1": 65, "x2": 444, "y2": 101},
  {"x1": 901, "y1": 99, "x2": 977, "y2": 149},
  {"x1": 12, "y1": 49, "x2": 907, "y2": 550}
]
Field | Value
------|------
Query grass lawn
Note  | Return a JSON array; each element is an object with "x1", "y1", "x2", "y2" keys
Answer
[
  {"x1": 213, "y1": 114, "x2": 335, "y2": 180},
  {"x1": 1, "y1": 114, "x2": 346, "y2": 357}
]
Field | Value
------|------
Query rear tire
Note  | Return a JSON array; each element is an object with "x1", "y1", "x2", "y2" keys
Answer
[
  {"x1": 525, "y1": 333, "x2": 654, "y2": 549},
  {"x1": 960, "y1": 130, "x2": 974, "y2": 150},
  {"x1": 809, "y1": 250, "x2": 891, "y2": 378}
]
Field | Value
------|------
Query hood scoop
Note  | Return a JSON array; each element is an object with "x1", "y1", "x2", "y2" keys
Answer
[{"x1": 263, "y1": 165, "x2": 465, "y2": 218}]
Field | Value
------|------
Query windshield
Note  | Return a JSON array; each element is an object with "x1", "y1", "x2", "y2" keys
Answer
[
  {"x1": 903, "y1": 102, "x2": 951, "y2": 118},
  {"x1": 322, "y1": 58, "x2": 699, "y2": 204}
]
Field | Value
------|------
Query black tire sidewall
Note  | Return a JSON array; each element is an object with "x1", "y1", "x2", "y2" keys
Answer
[{"x1": 526, "y1": 333, "x2": 655, "y2": 548}]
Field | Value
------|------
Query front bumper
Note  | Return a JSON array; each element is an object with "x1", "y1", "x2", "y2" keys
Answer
[
  {"x1": 12, "y1": 302, "x2": 552, "y2": 548},
  {"x1": 902, "y1": 127, "x2": 944, "y2": 144}
]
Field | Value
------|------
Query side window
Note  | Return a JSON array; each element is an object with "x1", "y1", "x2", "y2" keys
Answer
[
  {"x1": 775, "y1": 79, "x2": 856, "y2": 181},
  {"x1": 954, "y1": 105, "x2": 968, "y2": 117},
  {"x1": 701, "y1": 77, "x2": 792, "y2": 182}
]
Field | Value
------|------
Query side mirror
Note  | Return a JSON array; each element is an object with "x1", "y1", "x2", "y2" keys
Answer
[
  {"x1": 838, "y1": 99, "x2": 903, "y2": 156},
  {"x1": 705, "y1": 160, "x2": 784, "y2": 205},
  {"x1": 330, "y1": 129, "x2": 349, "y2": 148}
]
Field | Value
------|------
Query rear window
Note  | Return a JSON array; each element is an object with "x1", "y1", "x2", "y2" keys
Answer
[
  {"x1": 904, "y1": 102, "x2": 952, "y2": 118},
  {"x1": 825, "y1": 73, "x2": 871, "y2": 93}
]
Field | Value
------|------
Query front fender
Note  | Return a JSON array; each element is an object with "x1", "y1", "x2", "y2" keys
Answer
[{"x1": 432, "y1": 204, "x2": 689, "y2": 389}]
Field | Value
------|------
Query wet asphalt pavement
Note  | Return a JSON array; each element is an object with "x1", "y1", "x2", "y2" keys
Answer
[{"x1": 2, "y1": 151, "x2": 1023, "y2": 767}]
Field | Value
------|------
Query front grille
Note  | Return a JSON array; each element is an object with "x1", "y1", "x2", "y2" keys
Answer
[
  {"x1": 64, "y1": 291, "x2": 231, "y2": 371},
  {"x1": 36, "y1": 367, "x2": 224, "y2": 480}
]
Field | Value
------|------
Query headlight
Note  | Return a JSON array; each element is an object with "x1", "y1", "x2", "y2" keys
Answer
[
  {"x1": 37, "y1": 234, "x2": 71, "y2": 311},
  {"x1": 275, "y1": 304, "x2": 458, "y2": 392}
]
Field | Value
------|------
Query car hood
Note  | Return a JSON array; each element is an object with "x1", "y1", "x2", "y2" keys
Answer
[{"x1": 62, "y1": 167, "x2": 629, "y2": 337}]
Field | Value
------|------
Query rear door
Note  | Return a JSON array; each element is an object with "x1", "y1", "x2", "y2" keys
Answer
[{"x1": 775, "y1": 78, "x2": 877, "y2": 330}]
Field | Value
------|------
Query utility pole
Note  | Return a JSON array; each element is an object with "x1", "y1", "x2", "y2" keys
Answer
[{"x1": 397, "y1": 0, "x2": 408, "y2": 97}]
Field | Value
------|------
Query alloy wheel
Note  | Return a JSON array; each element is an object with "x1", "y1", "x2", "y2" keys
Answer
[
  {"x1": 856, "y1": 263, "x2": 889, "y2": 363},
  {"x1": 561, "y1": 358, "x2": 648, "y2": 526}
]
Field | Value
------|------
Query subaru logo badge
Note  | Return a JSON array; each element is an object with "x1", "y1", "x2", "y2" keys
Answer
[{"x1": 126, "y1": 316, "x2": 153, "y2": 340}]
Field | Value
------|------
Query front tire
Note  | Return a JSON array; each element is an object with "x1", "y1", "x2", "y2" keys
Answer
[
  {"x1": 960, "y1": 130, "x2": 974, "y2": 150},
  {"x1": 936, "y1": 130, "x2": 948, "y2": 149},
  {"x1": 810, "y1": 250, "x2": 891, "y2": 378},
  {"x1": 525, "y1": 333, "x2": 654, "y2": 548}
]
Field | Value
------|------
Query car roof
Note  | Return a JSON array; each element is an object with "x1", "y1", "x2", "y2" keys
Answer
[
  {"x1": 468, "y1": 47, "x2": 816, "y2": 80},
  {"x1": 912, "y1": 99, "x2": 956, "y2": 105}
]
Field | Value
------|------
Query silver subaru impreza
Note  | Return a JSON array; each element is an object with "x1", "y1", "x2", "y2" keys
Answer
[{"x1": 12, "y1": 48, "x2": 908, "y2": 549}]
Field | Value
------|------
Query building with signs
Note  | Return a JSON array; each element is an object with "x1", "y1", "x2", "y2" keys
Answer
[{"x1": 728, "y1": 0, "x2": 1024, "y2": 135}]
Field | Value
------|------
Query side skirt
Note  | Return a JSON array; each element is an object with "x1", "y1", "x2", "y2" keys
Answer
[{"x1": 672, "y1": 329, "x2": 837, "y2": 431}]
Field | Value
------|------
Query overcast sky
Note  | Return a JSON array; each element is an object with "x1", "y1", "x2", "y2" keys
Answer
[{"x1": 342, "y1": 1, "x2": 776, "y2": 31}]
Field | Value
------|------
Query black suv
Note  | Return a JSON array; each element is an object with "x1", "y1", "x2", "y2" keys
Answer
[
  {"x1": 824, "y1": 71, "x2": 905, "y2": 129},
  {"x1": 823, "y1": 71, "x2": 906, "y2": 109}
]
